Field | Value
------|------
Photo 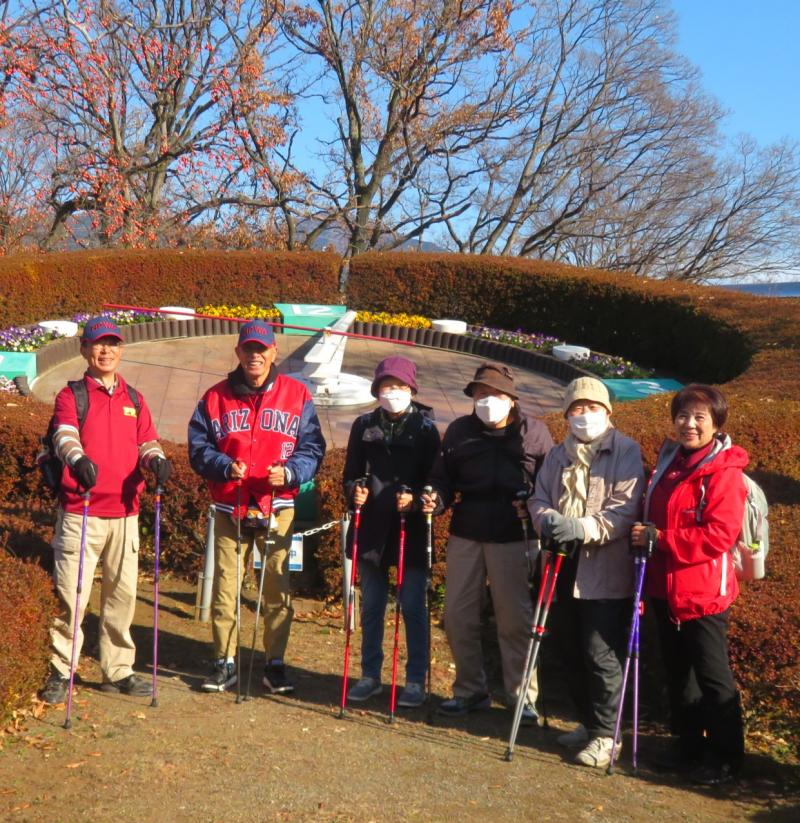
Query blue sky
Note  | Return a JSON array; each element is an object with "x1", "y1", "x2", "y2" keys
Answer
[{"x1": 671, "y1": 0, "x2": 800, "y2": 145}]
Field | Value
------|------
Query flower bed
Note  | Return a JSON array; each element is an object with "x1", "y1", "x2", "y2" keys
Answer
[
  {"x1": 354, "y1": 310, "x2": 432, "y2": 328},
  {"x1": 196, "y1": 304, "x2": 281, "y2": 320}
]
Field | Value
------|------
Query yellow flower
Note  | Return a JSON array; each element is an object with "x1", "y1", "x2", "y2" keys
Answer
[{"x1": 355, "y1": 310, "x2": 432, "y2": 328}]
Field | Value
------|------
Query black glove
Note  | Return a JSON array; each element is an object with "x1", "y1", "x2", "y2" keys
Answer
[
  {"x1": 72, "y1": 456, "x2": 98, "y2": 490},
  {"x1": 150, "y1": 457, "x2": 173, "y2": 487},
  {"x1": 548, "y1": 512, "x2": 585, "y2": 545},
  {"x1": 630, "y1": 522, "x2": 658, "y2": 558}
]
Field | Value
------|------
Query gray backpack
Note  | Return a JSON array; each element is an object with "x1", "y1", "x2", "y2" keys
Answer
[{"x1": 698, "y1": 474, "x2": 769, "y2": 581}]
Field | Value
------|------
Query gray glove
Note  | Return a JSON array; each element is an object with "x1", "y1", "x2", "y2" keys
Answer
[
  {"x1": 539, "y1": 511, "x2": 559, "y2": 540},
  {"x1": 548, "y1": 512, "x2": 585, "y2": 545}
]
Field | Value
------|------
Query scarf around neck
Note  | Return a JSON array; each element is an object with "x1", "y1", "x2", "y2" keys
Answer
[{"x1": 558, "y1": 427, "x2": 611, "y2": 517}]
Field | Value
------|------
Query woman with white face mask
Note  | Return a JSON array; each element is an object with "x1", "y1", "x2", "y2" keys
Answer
[
  {"x1": 425, "y1": 362, "x2": 554, "y2": 720},
  {"x1": 528, "y1": 376, "x2": 645, "y2": 770},
  {"x1": 342, "y1": 357, "x2": 441, "y2": 708}
]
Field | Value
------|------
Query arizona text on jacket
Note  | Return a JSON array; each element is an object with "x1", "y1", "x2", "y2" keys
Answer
[{"x1": 188, "y1": 365, "x2": 326, "y2": 516}]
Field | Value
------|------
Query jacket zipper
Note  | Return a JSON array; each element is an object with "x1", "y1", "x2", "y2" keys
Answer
[{"x1": 720, "y1": 551, "x2": 728, "y2": 597}]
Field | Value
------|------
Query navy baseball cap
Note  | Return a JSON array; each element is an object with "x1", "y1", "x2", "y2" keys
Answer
[
  {"x1": 81, "y1": 315, "x2": 124, "y2": 343},
  {"x1": 238, "y1": 319, "x2": 275, "y2": 347}
]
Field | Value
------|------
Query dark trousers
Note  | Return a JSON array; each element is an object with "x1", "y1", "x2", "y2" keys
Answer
[
  {"x1": 652, "y1": 598, "x2": 744, "y2": 771},
  {"x1": 552, "y1": 559, "x2": 630, "y2": 738}
]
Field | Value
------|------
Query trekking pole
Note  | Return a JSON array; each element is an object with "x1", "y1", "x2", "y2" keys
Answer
[
  {"x1": 423, "y1": 485, "x2": 434, "y2": 716},
  {"x1": 338, "y1": 476, "x2": 367, "y2": 718},
  {"x1": 388, "y1": 485, "x2": 411, "y2": 723},
  {"x1": 235, "y1": 481, "x2": 243, "y2": 705},
  {"x1": 64, "y1": 491, "x2": 90, "y2": 730},
  {"x1": 514, "y1": 488, "x2": 546, "y2": 727},
  {"x1": 245, "y1": 487, "x2": 275, "y2": 701},
  {"x1": 504, "y1": 538, "x2": 578, "y2": 762},
  {"x1": 515, "y1": 489, "x2": 532, "y2": 555},
  {"x1": 608, "y1": 523, "x2": 656, "y2": 775},
  {"x1": 150, "y1": 485, "x2": 163, "y2": 709}
]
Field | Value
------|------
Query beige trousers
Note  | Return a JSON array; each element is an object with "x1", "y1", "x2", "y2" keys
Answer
[
  {"x1": 212, "y1": 507, "x2": 295, "y2": 661},
  {"x1": 50, "y1": 509, "x2": 140, "y2": 682},
  {"x1": 444, "y1": 536, "x2": 539, "y2": 706}
]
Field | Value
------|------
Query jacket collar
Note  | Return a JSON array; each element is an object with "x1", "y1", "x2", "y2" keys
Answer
[
  {"x1": 645, "y1": 433, "x2": 733, "y2": 515},
  {"x1": 228, "y1": 364, "x2": 278, "y2": 396}
]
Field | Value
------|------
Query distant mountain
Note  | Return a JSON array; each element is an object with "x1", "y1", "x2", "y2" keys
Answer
[{"x1": 297, "y1": 219, "x2": 446, "y2": 253}]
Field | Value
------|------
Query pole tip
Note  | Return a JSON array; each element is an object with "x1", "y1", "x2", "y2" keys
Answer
[
  {"x1": 64, "y1": 719, "x2": 72, "y2": 730},
  {"x1": 503, "y1": 750, "x2": 513, "y2": 762},
  {"x1": 150, "y1": 698, "x2": 159, "y2": 708}
]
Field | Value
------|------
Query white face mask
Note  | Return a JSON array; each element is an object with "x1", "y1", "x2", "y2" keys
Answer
[
  {"x1": 569, "y1": 410, "x2": 609, "y2": 442},
  {"x1": 474, "y1": 396, "x2": 512, "y2": 425},
  {"x1": 379, "y1": 389, "x2": 412, "y2": 415}
]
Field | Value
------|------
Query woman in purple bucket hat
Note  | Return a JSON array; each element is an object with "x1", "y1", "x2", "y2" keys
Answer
[{"x1": 342, "y1": 356, "x2": 441, "y2": 708}]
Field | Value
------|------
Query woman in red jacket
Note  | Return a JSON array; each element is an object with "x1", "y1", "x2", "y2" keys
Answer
[{"x1": 631, "y1": 384, "x2": 747, "y2": 786}]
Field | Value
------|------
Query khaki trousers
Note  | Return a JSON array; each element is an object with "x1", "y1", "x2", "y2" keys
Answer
[
  {"x1": 444, "y1": 535, "x2": 538, "y2": 706},
  {"x1": 50, "y1": 509, "x2": 140, "y2": 682},
  {"x1": 212, "y1": 507, "x2": 295, "y2": 661}
]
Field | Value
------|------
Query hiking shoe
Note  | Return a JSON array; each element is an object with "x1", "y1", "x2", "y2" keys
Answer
[
  {"x1": 557, "y1": 723, "x2": 590, "y2": 748},
  {"x1": 100, "y1": 673, "x2": 153, "y2": 697},
  {"x1": 520, "y1": 701, "x2": 539, "y2": 727},
  {"x1": 201, "y1": 661, "x2": 237, "y2": 693},
  {"x1": 40, "y1": 671, "x2": 69, "y2": 705},
  {"x1": 263, "y1": 661, "x2": 294, "y2": 694},
  {"x1": 575, "y1": 736, "x2": 618, "y2": 768},
  {"x1": 437, "y1": 693, "x2": 491, "y2": 716},
  {"x1": 347, "y1": 677, "x2": 382, "y2": 702},
  {"x1": 651, "y1": 740, "x2": 704, "y2": 773},
  {"x1": 397, "y1": 682, "x2": 426, "y2": 708},
  {"x1": 690, "y1": 762, "x2": 736, "y2": 786}
]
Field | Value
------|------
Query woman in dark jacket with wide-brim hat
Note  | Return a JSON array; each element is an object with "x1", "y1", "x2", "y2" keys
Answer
[
  {"x1": 424, "y1": 362, "x2": 554, "y2": 719},
  {"x1": 342, "y1": 356, "x2": 441, "y2": 708}
]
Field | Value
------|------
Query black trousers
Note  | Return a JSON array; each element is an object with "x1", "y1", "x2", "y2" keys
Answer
[
  {"x1": 651, "y1": 598, "x2": 744, "y2": 771},
  {"x1": 551, "y1": 558, "x2": 631, "y2": 738}
]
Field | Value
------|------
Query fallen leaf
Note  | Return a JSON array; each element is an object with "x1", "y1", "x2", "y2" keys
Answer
[
  {"x1": 87, "y1": 751, "x2": 101, "y2": 757},
  {"x1": 66, "y1": 761, "x2": 85, "y2": 769},
  {"x1": 10, "y1": 804, "x2": 31, "y2": 812}
]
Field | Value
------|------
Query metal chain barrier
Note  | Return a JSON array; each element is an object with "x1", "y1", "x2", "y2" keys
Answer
[{"x1": 295, "y1": 519, "x2": 341, "y2": 538}]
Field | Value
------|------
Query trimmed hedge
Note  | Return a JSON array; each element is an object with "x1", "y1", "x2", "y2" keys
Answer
[
  {"x1": 0, "y1": 248, "x2": 799, "y2": 755},
  {"x1": 0, "y1": 552, "x2": 57, "y2": 727},
  {"x1": 0, "y1": 249, "x2": 341, "y2": 329},
  {"x1": 348, "y1": 253, "x2": 800, "y2": 384}
]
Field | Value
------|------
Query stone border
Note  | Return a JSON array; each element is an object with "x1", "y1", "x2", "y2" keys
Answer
[{"x1": 31, "y1": 317, "x2": 588, "y2": 386}]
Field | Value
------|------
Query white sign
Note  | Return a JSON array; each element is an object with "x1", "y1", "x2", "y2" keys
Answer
[
  {"x1": 289, "y1": 533, "x2": 303, "y2": 572},
  {"x1": 251, "y1": 531, "x2": 302, "y2": 573},
  {"x1": 291, "y1": 304, "x2": 341, "y2": 316}
]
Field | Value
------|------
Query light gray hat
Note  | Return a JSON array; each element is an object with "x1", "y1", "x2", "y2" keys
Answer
[{"x1": 561, "y1": 376, "x2": 612, "y2": 416}]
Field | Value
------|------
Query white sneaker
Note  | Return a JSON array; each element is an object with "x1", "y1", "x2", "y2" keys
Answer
[
  {"x1": 575, "y1": 736, "x2": 619, "y2": 768},
  {"x1": 556, "y1": 723, "x2": 589, "y2": 748}
]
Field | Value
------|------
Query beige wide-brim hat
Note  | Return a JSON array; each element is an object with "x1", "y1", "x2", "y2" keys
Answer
[{"x1": 562, "y1": 376, "x2": 612, "y2": 416}]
